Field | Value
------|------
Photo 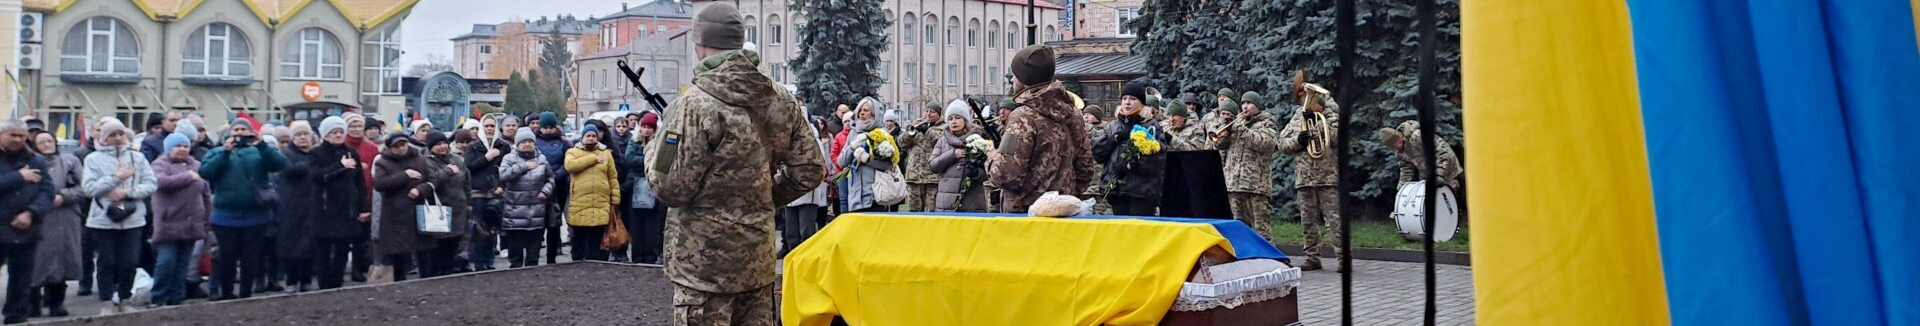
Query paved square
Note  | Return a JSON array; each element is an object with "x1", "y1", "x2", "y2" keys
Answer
[{"x1": 1295, "y1": 259, "x2": 1476, "y2": 325}]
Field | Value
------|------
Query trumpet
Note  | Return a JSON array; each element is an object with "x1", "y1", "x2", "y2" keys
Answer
[
  {"x1": 1298, "y1": 84, "x2": 1333, "y2": 159},
  {"x1": 1209, "y1": 111, "x2": 1244, "y2": 143}
]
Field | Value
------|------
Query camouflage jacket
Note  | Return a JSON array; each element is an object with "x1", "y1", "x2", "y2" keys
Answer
[
  {"x1": 647, "y1": 49, "x2": 825, "y2": 293},
  {"x1": 988, "y1": 81, "x2": 1098, "y2": 212},
  {"x1": 1395, "y1": 129, "x2": 1463, "y2": 189},
  {"x1": 1216, "y1": 110, "x2": 1282, "y2": 195},
  {"x1": 1162, "y1": 119, "x2": 1213, "y2": 152},
  {"x1": 900, "y1": 121, "x2": 942, "y2": 184},
  {"x1": 1081, "y1": 120, "x2": 1111, "y2": 196},
  {"x1": 1279, "y1": 102, "x2": 1342, "y2": 189}
]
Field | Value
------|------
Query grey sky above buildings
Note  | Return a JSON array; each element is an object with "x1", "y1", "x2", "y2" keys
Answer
[{"x1": 399, "y1": 0, "x2": 625, "y2": 71}]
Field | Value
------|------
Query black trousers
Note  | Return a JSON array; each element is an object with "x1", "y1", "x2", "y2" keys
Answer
[
  {"x1": 780, "y1": 205, "x2": 821, "y2": 258},
  {"x1": 501, "y1": 230, "x2": 543, "y2": 268},
  {"x1": 1109, "y1": 196, "x2": 1161, "y2": 216},
  {"x1": 383, "y1": 254, "x2": 416, "y2": 282},
  {"x1": 212, "y1": 225, "x2": 269, "y2": 297},
  {"x1": 420, "y1": 238, "x2": 461, "y2": 278},
  {"x1": 0, "y1": 242, "x2": 36, "y2": 318},
  {"x1": 89, "y1": 228, "x2": 140, "y2": 302},
  {"x1": 313, "y1": 238, "x2": 353, "y2": 289},
  {"x1": 627, "y1": 206, "x2": 663, "y2": 264},
  {"x1": 569, "y1": 225, "x2": 607, "y2": 262}
]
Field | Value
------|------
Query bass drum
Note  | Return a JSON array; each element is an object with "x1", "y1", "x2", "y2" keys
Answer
[{"x1": 1392, "y1": 181, "x2": 1460, "y2": 242}]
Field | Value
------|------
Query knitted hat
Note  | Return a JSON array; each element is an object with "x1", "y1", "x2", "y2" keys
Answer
[
  {"x1": 580, "y1": 123, "x2": 602, "y2": 137},
  {"x1": 692, "y1": 3, "x2": 746, "y2": 50},
  {"x1": 538, "y1": 112, "x2": 559, "y2": 128},
  {"x1": 1166, "y1": 101, "x2": 1192, "y2": 118},
  {"x1": 639, "y1": 112, "x2": 658, "y2": 129},
  {"x1": 1010, "y1": 45, "x2": 1056, "y2": 85},
  {"x1": 1241, "y1": 91, "x2": 1265, "y2": 107},
  {"x1": 425, "y1": 132, "x2": 450, "y2": 148},
  {"x1": 1122, "y1": 81, "x2": 1147, "y2": 102},
  {"x1": 384, "y1": 132, "x2": 412, "y2": 147},
  {"x1": 926, "y1": 101, "x2": 943, "y2": 111},
  {"x1": 319, "y1": 116, "x2": 348, "y2": 137},
  {"x1": 515, "y1": 127, "x2": 537, "y2": 143},
  {"x1": 944, "y1": 99, "x2": 974, "y2": 122},
  {"x1": 176, "y1": 120, "x2": 201, "y2": 142},
  {"x1": 500, "y1": 115, "x2": 521, "y2": 127},
  {"x1": 1218, "y1": 88, "x2": 1236, "y2": 98},
  {"x1": 1180, "y1": 93, "x2": 1200, "y2": 105},
  {"x1": 288, "y1": 121, "x2": 315, "y2": 140},
  {"x1": 96, "y1": 116, "x2": 130, "y2": 138},
  {"x1": 411, "y1": 120, "x2": 435, "y2": 133},
  {"x1": 452, "y1": 129, "x2": 476, "y2": 143},
  {"x1": 1083, "y1": 104, "x2": 1110, "y2": 119},
  {"x1": 462, "y1": 120, "x2": 482, "y2": 133},
  {"x1": 163, "y1": 133, "x2": 191, "y2": 151},
  {"x1": 999, "y1": 98, "x2": 1017, "y2": 110}
]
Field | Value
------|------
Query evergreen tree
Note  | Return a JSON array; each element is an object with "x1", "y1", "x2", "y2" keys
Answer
[
  {"x1": 504, "y1": 71, "x2": 536, "y2": 116},
  {"x1": 791, "y1": 0, "x2": 889, "y2": 116},
  {"x1": 538, "y1": 29, "x2": 574, "y2": 100},
  {"x1": 1130, "y1": 0, "x2": 1464, "y2": 216}
]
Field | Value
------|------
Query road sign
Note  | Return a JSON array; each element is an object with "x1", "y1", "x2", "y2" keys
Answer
[{"x1": 619, "y1": 103, "x2": 631, "y2": 111}]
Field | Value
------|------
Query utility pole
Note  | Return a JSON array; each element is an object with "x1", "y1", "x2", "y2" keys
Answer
[{"x1": 1026, "y1": 0, "x2": 1036, "y2": 45}]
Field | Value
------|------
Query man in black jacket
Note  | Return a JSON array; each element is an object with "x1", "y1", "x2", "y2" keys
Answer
[
  {"x1": 460, "y1": 120, "x2": 509, "y2": 271},
  {"x1": 0, "y1": 122, "x2": 52, "y2": 324}
]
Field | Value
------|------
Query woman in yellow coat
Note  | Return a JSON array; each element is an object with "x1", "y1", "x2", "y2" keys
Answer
[{"x1": 563, "y1": 123, "x2": 620, "y2": 261}]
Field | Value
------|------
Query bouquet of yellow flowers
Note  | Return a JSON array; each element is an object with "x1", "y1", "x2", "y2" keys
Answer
[
  {"x1": 866, "y1": 128, "x2": 901, "y2": 165},
  {"x1": 1106, "y1": 125, "x2": 1163, "y2": 195},
  {"x1": 1129, "y1": 126, "x2": 1162, "y2": 156}
]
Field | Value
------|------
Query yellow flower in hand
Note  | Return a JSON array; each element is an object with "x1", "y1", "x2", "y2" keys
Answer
[{"x1": 1129, "y1": 130, "x2": 1162, "y2": 155}]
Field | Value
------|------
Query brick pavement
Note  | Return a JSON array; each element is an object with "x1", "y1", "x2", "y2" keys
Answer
[{"x1": 1295, "y1": 259, "x2": 1476, "y2": 325}]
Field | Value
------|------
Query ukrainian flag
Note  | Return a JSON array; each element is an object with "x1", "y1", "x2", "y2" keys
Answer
[{"x1": 1465, "y1": 1, "x2": 1918, "y2": 325}]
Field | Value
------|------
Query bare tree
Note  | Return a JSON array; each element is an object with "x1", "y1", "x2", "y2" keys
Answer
[{"x1": 406, "y1": 54, "x2": 456, "y2": 77}]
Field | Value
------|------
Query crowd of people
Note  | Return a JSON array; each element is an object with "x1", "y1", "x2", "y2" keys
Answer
[
  {"x1": 0, "y1": 4, "x2": 1464, "y2": 325},
  {"x1": 0, "y1": 107, "x2": 678, "y2": 322}
]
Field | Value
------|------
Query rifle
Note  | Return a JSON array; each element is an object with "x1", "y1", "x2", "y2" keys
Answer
[{"x1": 615, "y1": 60, "x2": 672, "y2": 113}]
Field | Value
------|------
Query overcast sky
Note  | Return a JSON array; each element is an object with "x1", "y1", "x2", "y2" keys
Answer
[{"x1": 398, "y1": 0, "x2": 633, "y2": 69}]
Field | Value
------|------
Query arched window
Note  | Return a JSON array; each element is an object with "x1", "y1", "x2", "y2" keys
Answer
[
  {"x1": 768, "y1": 15, "x2": 783, "y2": 45},
  {"x1": 967, "y1": 19, "x2": 980, "y2": 47},
  {"x1": 362, "y1": 26, "x2": 403, "y2": 94},
  {"x1": 184, "y1": 22, "x2": 251, "y2": 77},
  {"x1": 1007, "y1": 22, "x2": 1019, "y2": 48},
  {"x1": 1045, "y1": 25, "x2": 1056, "y2": 42},
  {"x1": 282, "y1": 27, "x2": 342, "y2": 80},
  {"x1": 923, "y1": 14, "x2": 936, "y2": 45},
  {"x1": 901, "y1": 13, "x2": 915, "y2": 45},
  {"x1": 744, "y1": 16, "x2": 758, "y2": 44},
  {"x1": 987, "y1": 20, "x2": 999, "y2": 49},
  {"x1": 60, "y1": 16, "x2": 139, "y2": 74},
  {"x1": 946, "y1": 17, "x2": 959, "y2": 46}
]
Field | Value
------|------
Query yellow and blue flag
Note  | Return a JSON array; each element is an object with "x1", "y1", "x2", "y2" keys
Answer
[{"x1": 1465, "y1": 1, "x2": 1918, "y2": 325}]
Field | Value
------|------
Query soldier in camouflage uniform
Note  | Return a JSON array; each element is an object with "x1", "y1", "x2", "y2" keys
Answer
[
  {"x1": 1279, "y1": 82, "x2": 1342, "y2": 272},
  {"x1": 1215, "y1": 91, "x2": 1282, "y2": 254},
  {"x1": 645, "y1": 4, "x2": 826, "y2": 324},
  {"x1": 1379, "y1": 120, "x2": 1462, "y2": 189},
  {"x1": 1203, "y1": 88, "x2": 1239, "y2": 143},
  {"x1": 1161, "y1": 100, "x2": 1211, "y2": 151},
  {"x1": 900, "y1": 102, "x2": 944, "y2": 211},
  {"x1": 1080, "y1": 105, "x2": 1112, "y2": 214},
  {"x1": 988, "y1": 45, "x2": 1098, "y2": 213}
]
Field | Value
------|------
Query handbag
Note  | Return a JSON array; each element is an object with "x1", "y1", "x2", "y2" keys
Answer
[
  {"x1": 601, "y1": 210, "x2": 629, "y2": 250},
  {"x1": 873, "y1": 165, "x2": 908, "y2": 206},
  {"x1": 104, "y1": 201, "x2": 137, "y2": 222},
  {"x1": 415, "y1": 183, "x2": 455, "y2": 235},
  {"x1": 628, "y1": 177, "x2": 656, "y2": 209}
]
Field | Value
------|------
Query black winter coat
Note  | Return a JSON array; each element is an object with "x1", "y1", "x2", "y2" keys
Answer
[
  {"x1": 310, "y1": 143, "x2": 370, "y2": 239},
  {"x1": 373, "y1": 147, "x2": 437, "y2": 255},
  {"x1": 273, "y1": 146, "x2": 318, "y2": 258},
  {"x1": 463, "y1": 139, "x2": 509, "y2": 197},
  {"x1": 0, "y1": 151, "x2": 52, "y2": 244},
  {"x1": 1091, "y1": 118, "x2": 1169, "y2": 205}
]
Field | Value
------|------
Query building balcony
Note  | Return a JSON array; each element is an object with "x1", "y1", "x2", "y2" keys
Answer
[
  {"x1": 59, "y1": 73, "x2": 142, "y2": 85},
  {"x1": 182, "y1": 76, "x2": 257, "y2": 87}
]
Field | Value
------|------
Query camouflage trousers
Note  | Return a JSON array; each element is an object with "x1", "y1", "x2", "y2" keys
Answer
[
  {"x1": 1229, "y1": 192, "x2": 1274, "y2": 245},
  {"x1": 674, "y1": 284, "x2": 776, "y2": 326},
  {"x1": 907, "y1": 183, "x2": 939, "y2": 212},
  {"x1": 1297, "y1": 186, "x2": 1345, "y2": 263}
]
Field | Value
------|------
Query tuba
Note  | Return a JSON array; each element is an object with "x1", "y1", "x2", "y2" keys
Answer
[{"x1": 1294, "y1": 71, "x2": 1334, "y2": 159}]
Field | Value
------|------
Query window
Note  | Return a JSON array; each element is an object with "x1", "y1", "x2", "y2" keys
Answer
[
  {"x1": 745, "y1": 16, "x2": 759, "y2": 44},
  {"x1": 771, "y1": 62, "x2": 784, "y2": 82},
  {"x1": 59, "y1": 17, "x2": 139, "y2": 74},
  {"x1": 769, "y1": 15, "x2": 783, "y2": 45},
  {"x1": 880, "y1": 60, "x2": 891, "y2": 80},
  {"x1": 946, "y1": 17, "x2": 958, "y2": 46},
  {"x1": 925, "y1": 64, "x2": 935, "y2": 85},
  {"x1": 901, "y1": 14, "x2": 915, "y2": 45},
  {"x1": 183, "y1": 23, "x2": 252, "y2": 78},
  {"x1": 654, "y1": 25, "x2": 665, "y2": 35},
  {"x1": 923, "y1": 14, "x2": 936, "y2": 44},
  {"x1": 480, "y1": 44, "x2": 492, "y2": 54},
  {"x1": 967, "y1": 19, "x2": 980, "y2": 47},
  {"x1": 1045, "y1": 25, "x2": 1057, "y2": 42},
  {"x1": 903, "y1": 61, "x2": 915, "y2": 84},
  {"x1": 967, "y1": 65, "x2": 978, "y2": 86},
  {"x1": 282, "y1": 28, "x2": 344, "y2": 80},
  {"x1": 987, "y1": 21, "x2": 999, "y2": 49},
  {"x1": 362, "y1": 27, "x2": 403, "y2": 94},
  {"x1": 479, "y1": 62, "x2": 490, "y2": 73},
  {"x1": 1117, "y1": 7, "x2": 1141, "y2": 37},
  {"x1": 947, "y1": 64, "x2": 958, "y2": 86},
  {"x1": 1008, "y1": 23, "x2": 1019, "y2": 48},
  {"x1": 990, "y1": 66, "x2": 1000, "y2": 86}
]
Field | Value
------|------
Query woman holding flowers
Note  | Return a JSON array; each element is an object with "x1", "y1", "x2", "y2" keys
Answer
[
  {"x1": 835, "y1": 98, "x2": 902, "y2": 213},
  {"x1": 1092, "y1": 81, "x2": 1169, "y2": 216},
  {"x1": 929, "y1": 99, "x2": 991, "y2": 212}
]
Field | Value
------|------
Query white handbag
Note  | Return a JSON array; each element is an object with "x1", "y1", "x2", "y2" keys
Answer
[
  {"x1": 415, "y1": 184, "x2": 454, "y2": 235},
  {"x1": 873, "y1": 166, "x2": 908, "y2": 206}
]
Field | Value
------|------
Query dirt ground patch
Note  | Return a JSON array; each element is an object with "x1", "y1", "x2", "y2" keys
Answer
[{"x1": 44, "y1": 262, "x2": 674, "y2": 326}]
